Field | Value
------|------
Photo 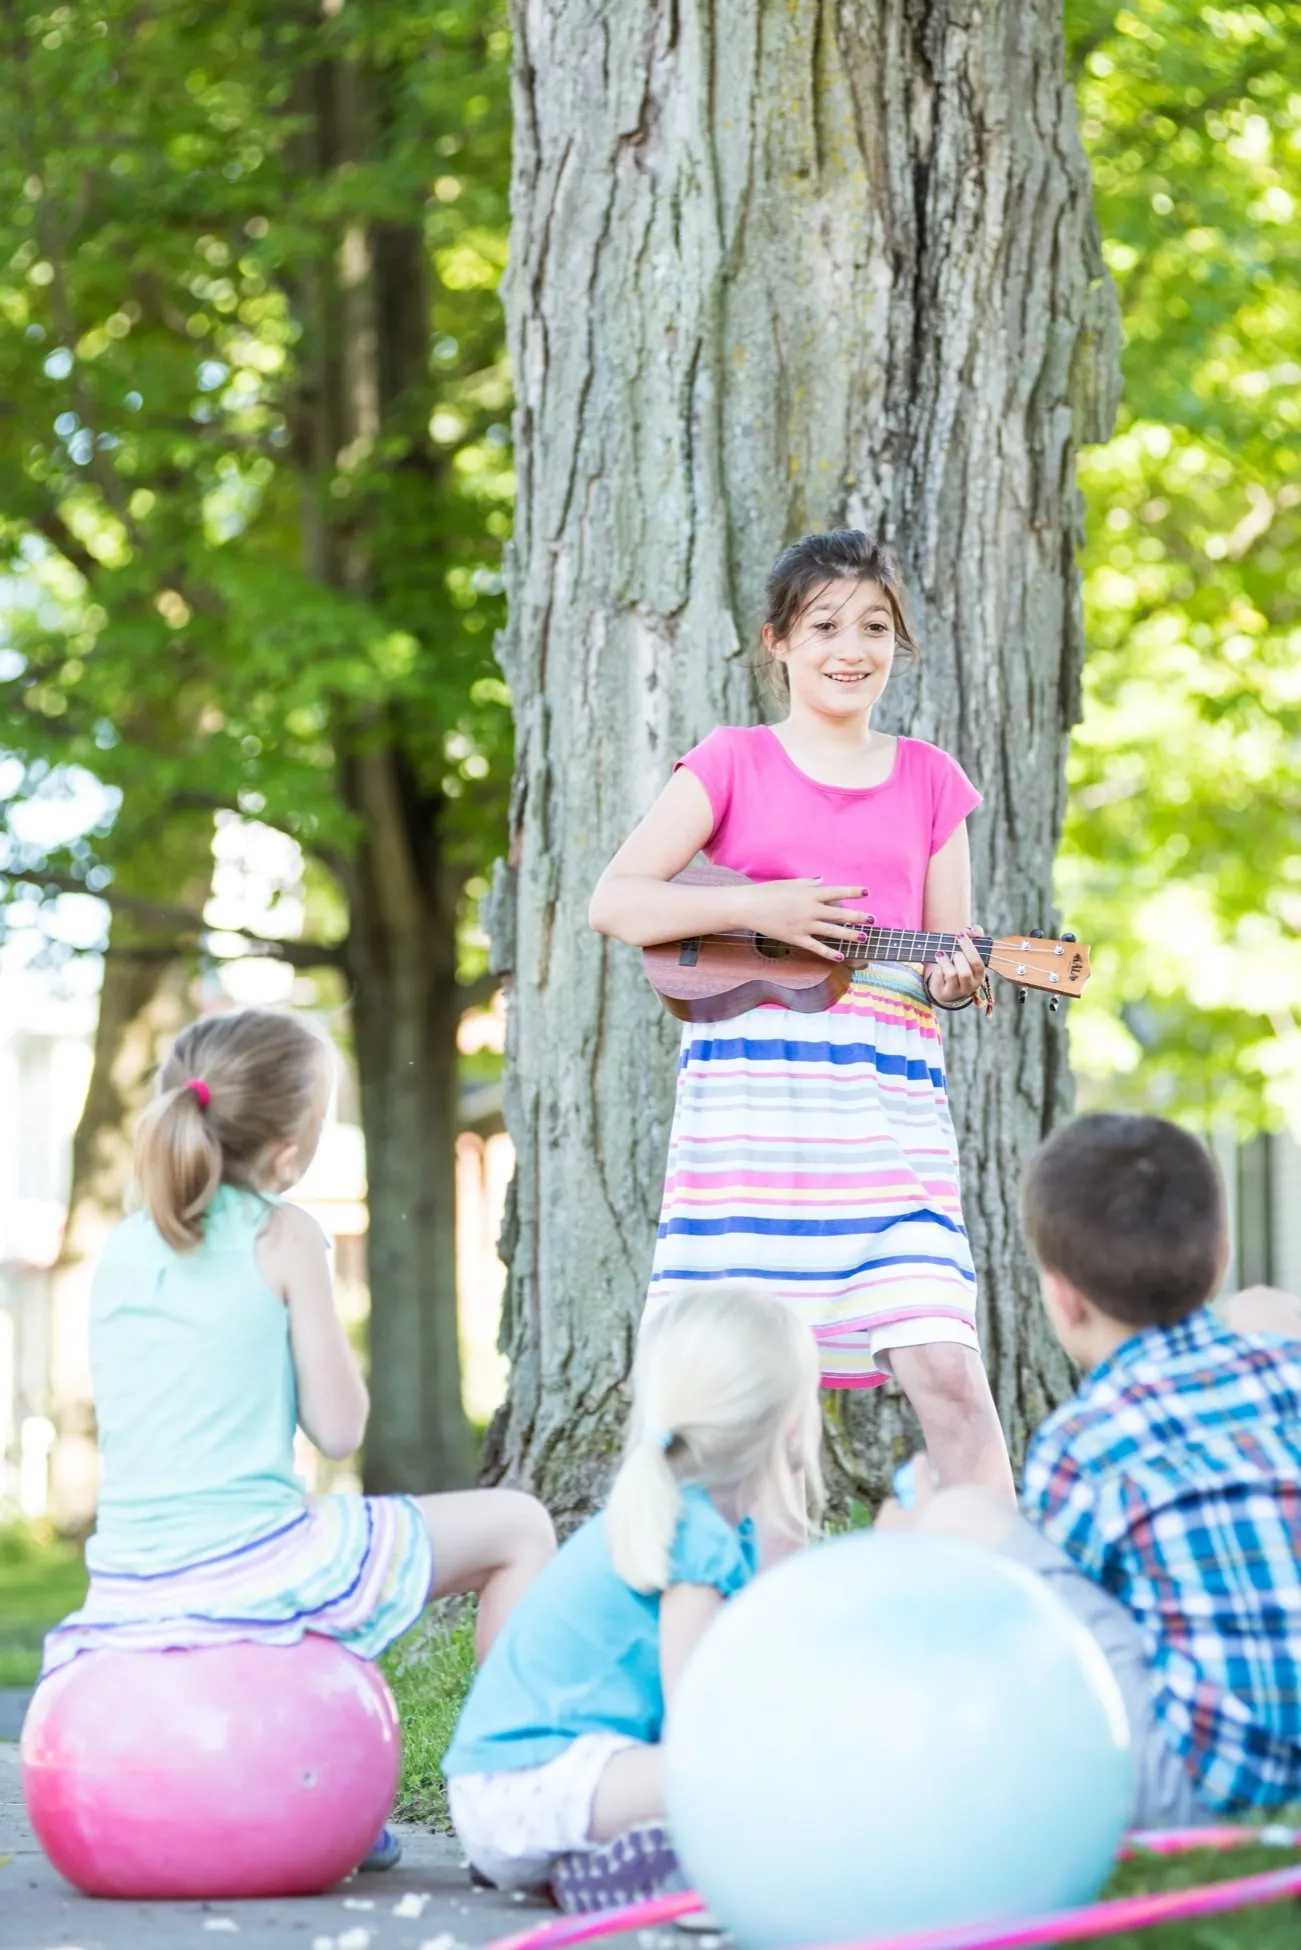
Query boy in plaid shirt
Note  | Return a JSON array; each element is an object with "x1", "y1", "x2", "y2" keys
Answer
[{"x1": 882, "y1": 1113, "x2": 1301, "y2": 1825}]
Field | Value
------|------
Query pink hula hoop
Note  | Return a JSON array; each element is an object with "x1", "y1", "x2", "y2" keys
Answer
[{"x1": 484, "y1": 1827, "x2": 1301, "y2": 1950}]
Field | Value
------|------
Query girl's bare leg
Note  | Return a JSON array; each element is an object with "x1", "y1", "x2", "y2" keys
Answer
[
  {"x1": 886, "y1": 1344, "x2": 1015, "y2": 1501},
  {"x1": 588, "y1": 1745, "x2": 665, "y2": 1842},
  {"x1": 414, "y1": 1488, "x2": 556, "y2": 1659}
]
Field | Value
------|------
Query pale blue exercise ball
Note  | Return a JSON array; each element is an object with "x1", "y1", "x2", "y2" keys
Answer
[{"x1": 664, "y1": 1532, "x2": 1133, "y2": 1949}]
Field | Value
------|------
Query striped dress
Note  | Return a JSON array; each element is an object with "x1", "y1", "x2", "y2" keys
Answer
[
  {"x1": 644, "y1": 726, "x2": 983, "y2": 1388},
  {"x1": 43, "y1": 1495, "x2": 432, "y2": 1674}
]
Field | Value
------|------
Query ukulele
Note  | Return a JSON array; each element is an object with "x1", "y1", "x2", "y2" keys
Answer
[{"x1": 642, "y1": 867, "x2": 1091, "y2": 1024}]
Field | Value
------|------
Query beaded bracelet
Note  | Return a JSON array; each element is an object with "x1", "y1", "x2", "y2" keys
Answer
[{"x1": 924, "y1": 975, "x2": 975, "y2": 1013}]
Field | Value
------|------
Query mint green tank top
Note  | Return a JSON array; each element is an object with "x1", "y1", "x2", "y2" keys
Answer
[{"x1": 87, "y1": 1185, "x2": 304, "y2": 1573}]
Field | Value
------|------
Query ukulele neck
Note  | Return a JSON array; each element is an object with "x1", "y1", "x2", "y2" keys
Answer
[{"x1": 839, "y1": 930, "x2": 994, "y2": 966}]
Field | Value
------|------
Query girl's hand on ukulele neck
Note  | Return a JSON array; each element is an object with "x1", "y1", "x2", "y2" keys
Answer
[
  {"x1": 744, "y1": 878, "x2": 871, "y2": 962},
  {"x1": 924, "y1": 928, "x2": 986, "y2": 1005}
]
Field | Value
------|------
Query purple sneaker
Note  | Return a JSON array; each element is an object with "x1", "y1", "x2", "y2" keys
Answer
[
  {"x1": 550, "y1": 1823, "x2": 682, "y2": 1914},
  {"x1": 359, "y1": 1824, "x2": 402, "y2": 1871}
]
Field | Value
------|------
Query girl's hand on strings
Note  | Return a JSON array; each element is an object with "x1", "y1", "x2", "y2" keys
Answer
[
  {"x1": 744, "y1": 878, "x2": 872, "y2": 961},
  {"x1": 924, "y1": 926, "x2": 986, "y2": 1005}
]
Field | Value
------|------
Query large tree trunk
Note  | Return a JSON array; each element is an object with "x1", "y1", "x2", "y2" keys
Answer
[
  {"x1": 342, "y1": 746, "x2": 477, "y2": 1492},
  {"x1": 487, "y1": 0, "x2": 1120, "y2": 1525},
  {"x1": 294, "y1": 45, "x2": 474, "y2": 1491}
]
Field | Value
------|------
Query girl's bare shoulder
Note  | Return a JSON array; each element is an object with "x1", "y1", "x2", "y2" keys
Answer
[{"x1": 256, "y1": 1200, "x2": 330, "y2": 1284}]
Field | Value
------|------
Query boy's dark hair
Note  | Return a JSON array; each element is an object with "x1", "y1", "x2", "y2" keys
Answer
[{"x1": 1022, "y1": 1114, "x2": 1227, "y2": 1328}]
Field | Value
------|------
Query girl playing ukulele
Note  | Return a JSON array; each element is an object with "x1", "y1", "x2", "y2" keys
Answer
[{"x1": 590, "y1": 530, "x2": 1013, "y2": 1499}]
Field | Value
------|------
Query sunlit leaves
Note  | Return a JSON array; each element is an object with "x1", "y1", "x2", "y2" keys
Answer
[
  {"x1": 1062, "y1": 0, "x2": 1301, "y2": 1132},
  {"x1": 0, "y1": 0, "x2": 514, "y2": 955}
]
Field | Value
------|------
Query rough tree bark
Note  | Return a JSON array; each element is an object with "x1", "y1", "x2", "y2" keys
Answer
[
  {"x1": 487, "y1": 0, "x2": 1121, "y2": 1524},
  {"x1": 293, "y1": 50, "x2": 476, "y2": 1492}
]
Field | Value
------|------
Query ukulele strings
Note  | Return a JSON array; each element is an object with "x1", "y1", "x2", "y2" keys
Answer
[
  {"x1": 712, "y1": 929, "x2": 1001, "y2": 963},
  {"x1": 838, "y1": 930, "x2": 997, "y2": 965}
]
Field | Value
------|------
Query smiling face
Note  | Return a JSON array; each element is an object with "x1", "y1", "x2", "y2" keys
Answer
[{"x1": 765, "y1": 576, "x2": 897, "y2": 721}]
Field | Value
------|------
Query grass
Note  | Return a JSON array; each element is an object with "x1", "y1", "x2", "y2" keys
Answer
[
  {"x1": 0, "y1": 1522, "x2": 87, "y2": 1689},
  {"x1": 1083, "y1": 1843, "x2": 1301, "y2": 1948},
  {"x1": 383, "y1": 1600, "x2": 478, "y2": 1831}
]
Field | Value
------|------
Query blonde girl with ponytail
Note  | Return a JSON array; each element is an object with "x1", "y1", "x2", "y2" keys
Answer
[
  {"x1": 442, "y1": 1283, "x2": 822, "y2": 1912},
  {"x1": 44, "y1": 1008, "x2": 555, "y2": 1870}
]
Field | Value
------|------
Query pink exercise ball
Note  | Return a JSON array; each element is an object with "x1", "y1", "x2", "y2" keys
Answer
[{"x1": 21, "y1": 1637, "x2": 401, "y2": 1899}]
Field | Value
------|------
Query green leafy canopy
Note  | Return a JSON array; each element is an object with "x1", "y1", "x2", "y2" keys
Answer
[
  {"x1": 0, "y1": 0, "x2": 513, "y2": 965},
  {"x1": 1062, "y1": 1, "x2": 1301, "y2": 1133}
]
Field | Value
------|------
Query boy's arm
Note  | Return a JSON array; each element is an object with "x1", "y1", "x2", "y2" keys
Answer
[
  {"x1": 877, "y1": 1421, "x2": 1118, "y2": 1586},
  {"x1": 1216, "y1": 1285, "x2": 1301, "y2": 1339}
]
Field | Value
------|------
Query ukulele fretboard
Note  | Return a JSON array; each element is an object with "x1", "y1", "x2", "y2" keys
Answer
[{"x1": 836, "y1": 930, "x2": 995, "y2": 965}]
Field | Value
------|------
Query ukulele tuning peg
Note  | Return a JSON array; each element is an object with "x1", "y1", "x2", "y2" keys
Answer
[
  {"x1": 1017, "y1": 987, "x2": 1028, "y2": 1005},
  {"x1": 1048, "y1": 997, "x2": 1061, "y2": 1013},
  {"x1": 1030, "y1": 928, "x2": 1044, "y2": 940},
  {"x1": 1060, "y1": 931, "x2": 1077, "y2": 943}
]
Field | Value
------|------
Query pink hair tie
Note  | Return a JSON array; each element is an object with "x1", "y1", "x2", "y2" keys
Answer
[{"x1": 182, "y1": 1078, "x2": 211, "y2": 1110}]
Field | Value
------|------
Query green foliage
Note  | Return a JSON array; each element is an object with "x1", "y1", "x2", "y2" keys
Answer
[
  {"x1": 0, "y1": 0, "x2": 513, "y2": 954},
  {"x1": 384, "y1": 1601, "x2": 477, "y2": 1830},
  {"x1": 1062, "y1": 1, "x2": 1301, "y2": 1131},
  {"x1": 1088, "y1": 1842, "x2": 1301, "y2": 1949},
  {"x1": 0, "y1": 1521, "x2": 87, "y2": 1687}
]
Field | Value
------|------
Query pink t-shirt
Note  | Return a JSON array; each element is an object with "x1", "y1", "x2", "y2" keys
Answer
[{"x1": 676, "y1": 725, "x2": 981, "y2": 930}]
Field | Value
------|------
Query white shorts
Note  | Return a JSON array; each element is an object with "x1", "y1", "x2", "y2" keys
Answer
[{"x1": 448, "y1": 1732, "x2": 641, "y2": 1891}]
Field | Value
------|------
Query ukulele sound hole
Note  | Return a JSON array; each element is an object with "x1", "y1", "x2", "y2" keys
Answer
[{"x1": 754, "y1": 935, "x2": 793, "y2": 961}]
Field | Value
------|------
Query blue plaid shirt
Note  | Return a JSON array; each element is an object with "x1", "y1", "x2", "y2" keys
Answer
[{"x1": 1022, "y1": 1306, "x2": 1301, "y2": 1812}]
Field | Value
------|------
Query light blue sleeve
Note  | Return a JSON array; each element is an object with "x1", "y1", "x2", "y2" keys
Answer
[{"x1": 667, "y1": 1494, "x2": 756, "y2": 1598}]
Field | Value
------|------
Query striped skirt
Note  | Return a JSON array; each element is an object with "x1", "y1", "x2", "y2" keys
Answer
[
  {"x1": 644, "y1": 966, "x2": 980, "y2": 1388},
  {"x1": 42, "y1": 1493, "x2": 432, "y2": 1676}
]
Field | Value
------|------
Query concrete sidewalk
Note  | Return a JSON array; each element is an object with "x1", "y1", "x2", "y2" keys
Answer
[{"x1": 1, "y1": 1701, "x2": 554, "y2": 1950}]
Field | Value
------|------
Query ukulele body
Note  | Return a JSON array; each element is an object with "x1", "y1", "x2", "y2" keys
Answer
[{"x1": 642, "y1": 867, "x2": 855, "y2": 1023}]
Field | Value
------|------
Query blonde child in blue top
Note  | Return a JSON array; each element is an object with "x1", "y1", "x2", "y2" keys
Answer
[
  {"x1": 443, "y1": 1283, "x2": 823, "y2": 1912},
  {"x1": 46, "y1": 1009, "x2": 555, "y2": 1858}
]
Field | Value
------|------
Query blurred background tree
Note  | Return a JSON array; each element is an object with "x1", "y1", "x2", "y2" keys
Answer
[
  {"x1": 0, "y1": 0, "x2": 515, "y2": 1490},
  {"x1": 1060, "y1": 0, "x2": 1301, "y2": 1134}
]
